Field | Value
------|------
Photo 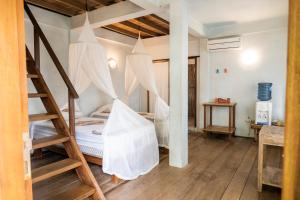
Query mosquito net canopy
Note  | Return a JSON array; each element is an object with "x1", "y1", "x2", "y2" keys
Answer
[
  {"x1": 124, "y1": 37, "x2": 170, "y2": 148},
  {"x1": 68, "y1": 16, "x2": 159, "y2": 180}
]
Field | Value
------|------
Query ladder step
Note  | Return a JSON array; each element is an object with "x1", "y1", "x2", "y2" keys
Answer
[
  {"x1": 27, "y1": 74, "x2": 39, "y2": 78},
  {"x1": 44, "y1": 183, "x2": 95, "y2": 200},
  {"x1": 28, "y1": 93, "x2": 48, "y2": 98},
  {"x1": 32, "y1": 135, "x2": 69, "y2": 150},
  {"x1": 29, "y1": 113, "x2": 59, "y2": 121},
  {"x1": 32, "y1": 158, "x2": 82, "y2": 184}
]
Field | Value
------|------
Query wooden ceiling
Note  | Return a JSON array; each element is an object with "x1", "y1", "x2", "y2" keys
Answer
[
  {"x1": 25, "y1": 0, "x2": 125, "y2": 16},
  {"x1": 25, "y1": 0, "x2": 170, "y2": 39},
  {"x1": 102, "y1": 14, "x2": 170, "y2": 39}
]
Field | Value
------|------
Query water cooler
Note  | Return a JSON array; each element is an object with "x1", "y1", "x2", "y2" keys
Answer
[{"x1": 255, "y1": 83, "x2": 272, "y2": 125}]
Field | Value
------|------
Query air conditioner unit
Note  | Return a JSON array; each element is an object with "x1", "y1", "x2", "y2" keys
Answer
[{"x1": 207, "y1": 36, "x2": 241, "y2": 52}]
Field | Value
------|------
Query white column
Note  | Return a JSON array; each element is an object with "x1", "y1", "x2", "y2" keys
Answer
[{"x1": 169, "y1": 0, "x2": 189, "y2": 168}]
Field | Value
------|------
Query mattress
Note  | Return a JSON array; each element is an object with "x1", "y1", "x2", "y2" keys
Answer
[
  {"x1": 30, "y1": 117, "x2": 106, "y2": 158},
  {"x1": 91, "y1": 111, "x2": 155, "y2": 121}
]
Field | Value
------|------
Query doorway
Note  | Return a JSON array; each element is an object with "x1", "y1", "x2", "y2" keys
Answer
[
  {"x1": 188, "y1": 58, "x2": 197, "y2": 127},
  {"x1": 147, "y1": 57, "x2": 199, "y2": 129}
]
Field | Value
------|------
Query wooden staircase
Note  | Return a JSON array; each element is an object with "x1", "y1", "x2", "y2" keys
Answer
[{"x1": 25, "y1": 3, "x2": 105, "y2": 200}]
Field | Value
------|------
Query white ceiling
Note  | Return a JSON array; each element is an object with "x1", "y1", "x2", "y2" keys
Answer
[{"x1": 188, "y1": 0, "x2": 288, "y2": 27}]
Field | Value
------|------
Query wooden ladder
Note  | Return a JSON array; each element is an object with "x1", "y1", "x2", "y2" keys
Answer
[{"x1": 25, "y1": 3, "x2": 105, "y2": 200}]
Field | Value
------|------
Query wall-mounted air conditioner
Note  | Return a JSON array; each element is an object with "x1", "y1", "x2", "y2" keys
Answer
[{"x1": 207, "y1": 36, "x2": 242, "y2": 52}]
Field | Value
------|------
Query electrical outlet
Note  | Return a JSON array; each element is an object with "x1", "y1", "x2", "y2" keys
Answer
[{"x1": 245, "y1": 116, "x2": 252, "y2": 123}]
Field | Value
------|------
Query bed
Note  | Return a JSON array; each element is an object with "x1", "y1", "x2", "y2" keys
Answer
[
  {"x1": 90, "y1": 105, "x2": 168, "y2": 149},
  {"x1": 30, "y1": 117, "x2": 106, "y2": 159},
  {"x1": 30, "y1": 112, "x2": 159, "y2": 182}
]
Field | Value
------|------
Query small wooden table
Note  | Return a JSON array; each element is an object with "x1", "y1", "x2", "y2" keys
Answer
[
  {"x1": 258, "y1": 126, "x2": 284, "y2": 191},
  {"x1": 250, "y1": 123, "x2": 263, "y2": 141},
  {"x1": 202, "y1": 102, "x2": 237, "y2": 137},
  {"x1": 250, "y1": 123, "x2": 284, "y2": 141}
]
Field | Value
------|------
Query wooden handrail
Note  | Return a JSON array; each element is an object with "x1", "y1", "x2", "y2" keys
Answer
[
  {"x1": 24, "y1": 3, "x2": 79, "y2": 98},
  {"x1": 34, "y1": 29, "x2": 40, "y2": 69},
  {"x1": 68, "y1": 91, "x2": 75, "y2": 136}
]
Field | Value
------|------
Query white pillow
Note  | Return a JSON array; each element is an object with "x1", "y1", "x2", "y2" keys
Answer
[{"x1": 90, "y1": 104, "x2": 112, "y2": 117}]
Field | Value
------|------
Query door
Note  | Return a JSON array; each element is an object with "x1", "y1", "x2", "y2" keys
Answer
[
  {"x1": 282, "y1": 0, "x2": 300, "y2": 199},
  {"x1": 188, "y1": 59, "x2": 197, "y2": 127},
  {"x1": 0, "y1": 0, "x2": 32, "y2": 199}
]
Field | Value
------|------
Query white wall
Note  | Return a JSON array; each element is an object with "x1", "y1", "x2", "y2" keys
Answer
[
  {"x1": 143, "y1": 35, "x2": 200, "y2": 59},
  {"x1": 26, "y1": 6, "x2": 70, "y2": 114},
  {"x1": 201, "y1": 28, "x2": 288, "y2": 137}
]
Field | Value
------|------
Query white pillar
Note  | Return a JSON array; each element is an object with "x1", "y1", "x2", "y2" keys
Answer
[{"x1": 169, "y1": 0, "x2": 189, "y2": 168}]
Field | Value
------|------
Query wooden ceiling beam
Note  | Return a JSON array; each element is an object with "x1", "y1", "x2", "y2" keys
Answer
[
  {"x1": 150, "y1": 14, "x2": 169, "y2": 25},
  {"x1": 119, "y1": 21, "x2": 161, "y2": 37},
  {"x1": 88, "y1": 0, "x2": 115, "y2": 6},
  {"x1": 71, "y1": 1, "x2": 153, "y2": 30},
  {"x1": 87, "y1": 0, "x2": 106, "y2": 7},
  {"x1": 136, "y1": 17, "x2": 169, "y2": 34},
  {"x1": 25, "y1": 0, "x2": 123, "y2": 17},
  {"x1": 25, "y1": 0, "x2": 78, "y2": 16},
  {"x1": 104, "y1": 25, "x2": 139, "y2": 39},
  {"x1": 55, "y1": 0, "x2": 86, "y2": 11}
]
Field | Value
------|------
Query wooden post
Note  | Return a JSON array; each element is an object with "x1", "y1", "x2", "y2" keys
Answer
[
  {"x1": 229, "y1": 107, "x2": 232, "y2": 129},
  {"x1": 209, "y1": 106, "x2": 212, "y2": 126},
  {"x1": 147, "y1": 90, "x2": 150, "y2": 112},
  {"x1": 34, "y1": 29, "x2": 40, "y2": 69},
  {"x1": 258, "y1": 132, "x2": 264, "y2": 191},
  {"x1": 68, "y1": 91, "x2": 75, "y2": 136},
  {"x1": 233, "y1": 105, "x2": 236, "y2": 136},
  {"x1": 0, "y1": 0, "x2": 32, "y2": 199},
  {"x1": 194, "y1": 57, "x2": 198, "y2": 127},
  {"x1": 282, "y1": 0, "x2": 300, "y2": 199},
  {"x1": 203, "y1": 105, "x2": 206, "y2": 129}
]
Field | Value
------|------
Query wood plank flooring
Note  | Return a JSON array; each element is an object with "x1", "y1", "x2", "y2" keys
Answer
[{"x1": 32, "y1": 133, "x2": 281, "y2": 200}]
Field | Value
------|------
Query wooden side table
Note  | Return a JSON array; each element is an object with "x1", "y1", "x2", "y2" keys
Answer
[
  {"x1": 250, "y1": 123, "x2": 263, "y2": 141},
  {"x1": 250, "y1": 123, "x2": 285, "y2": 142},
  {"x1": 258, "y1": 126, "x2": 284, "y2": 191},
  {"x1": 202, "y1": 102, "x2": 237, "y2": 137}
]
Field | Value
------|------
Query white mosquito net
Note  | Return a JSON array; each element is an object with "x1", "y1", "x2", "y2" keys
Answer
[
  {"x1": 68, "y1": 15, "x2": 159, "y2": 180},
  {"x1": 124, "y1": 37, "x2": 170, "y2": 148}
]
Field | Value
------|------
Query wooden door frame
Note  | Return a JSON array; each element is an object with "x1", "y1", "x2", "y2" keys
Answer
[
  {"x1": 282, "y1": 0, "x2": 300, "y2": 199},
  {"x1": 188, "y1": 57, "x2": 198, "y2": 127},
  {"x1": 148, "y1": 56, "x2": 199, "y2": 128},
  {"x1": 0, "y1": 0, "x2": 32, "y2": 199}
]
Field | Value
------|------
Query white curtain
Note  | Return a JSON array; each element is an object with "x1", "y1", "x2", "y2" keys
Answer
[
  {"x1": 69, "y1": 16, "x2": 159, "y2": 180},
  {"x1": 123, "y1": 65, "x2": 139, "y2": 104},
  {"x1": 150, "y1": 62, "x2": 169, "y2": 113},
  {"x1": 124, "y1": 37, "x2": 169, "y2": 148}
]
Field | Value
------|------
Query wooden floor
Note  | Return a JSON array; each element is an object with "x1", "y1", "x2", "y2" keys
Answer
[{"x1": 32, "y1": 133, "x2": 281, "y2": 200}]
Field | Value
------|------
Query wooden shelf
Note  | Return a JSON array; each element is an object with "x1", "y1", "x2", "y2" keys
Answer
[
  {"x1": 203, "y1": 102, "x2": 237, "y2": 107},
  {"x1": 258, "y1": 126, "x2": 284, "y2": 191},
  {"x1": 203, "y1": 125, "x2": 235, "y2": 134},
  {"x1": 202, "y1": 102, "x2": 237, "y2": 137},
  {"x1": 262, "y1": 166, "x2": 282, "y2": 188}
]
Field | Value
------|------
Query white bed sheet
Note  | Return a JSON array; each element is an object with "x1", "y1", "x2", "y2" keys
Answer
[
  {"x1": 30, "y1": 117, "x2": 105, "y2": 158},
  {"x1": 91, "y1": 111, "x2": 154, "y2": 121}
]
